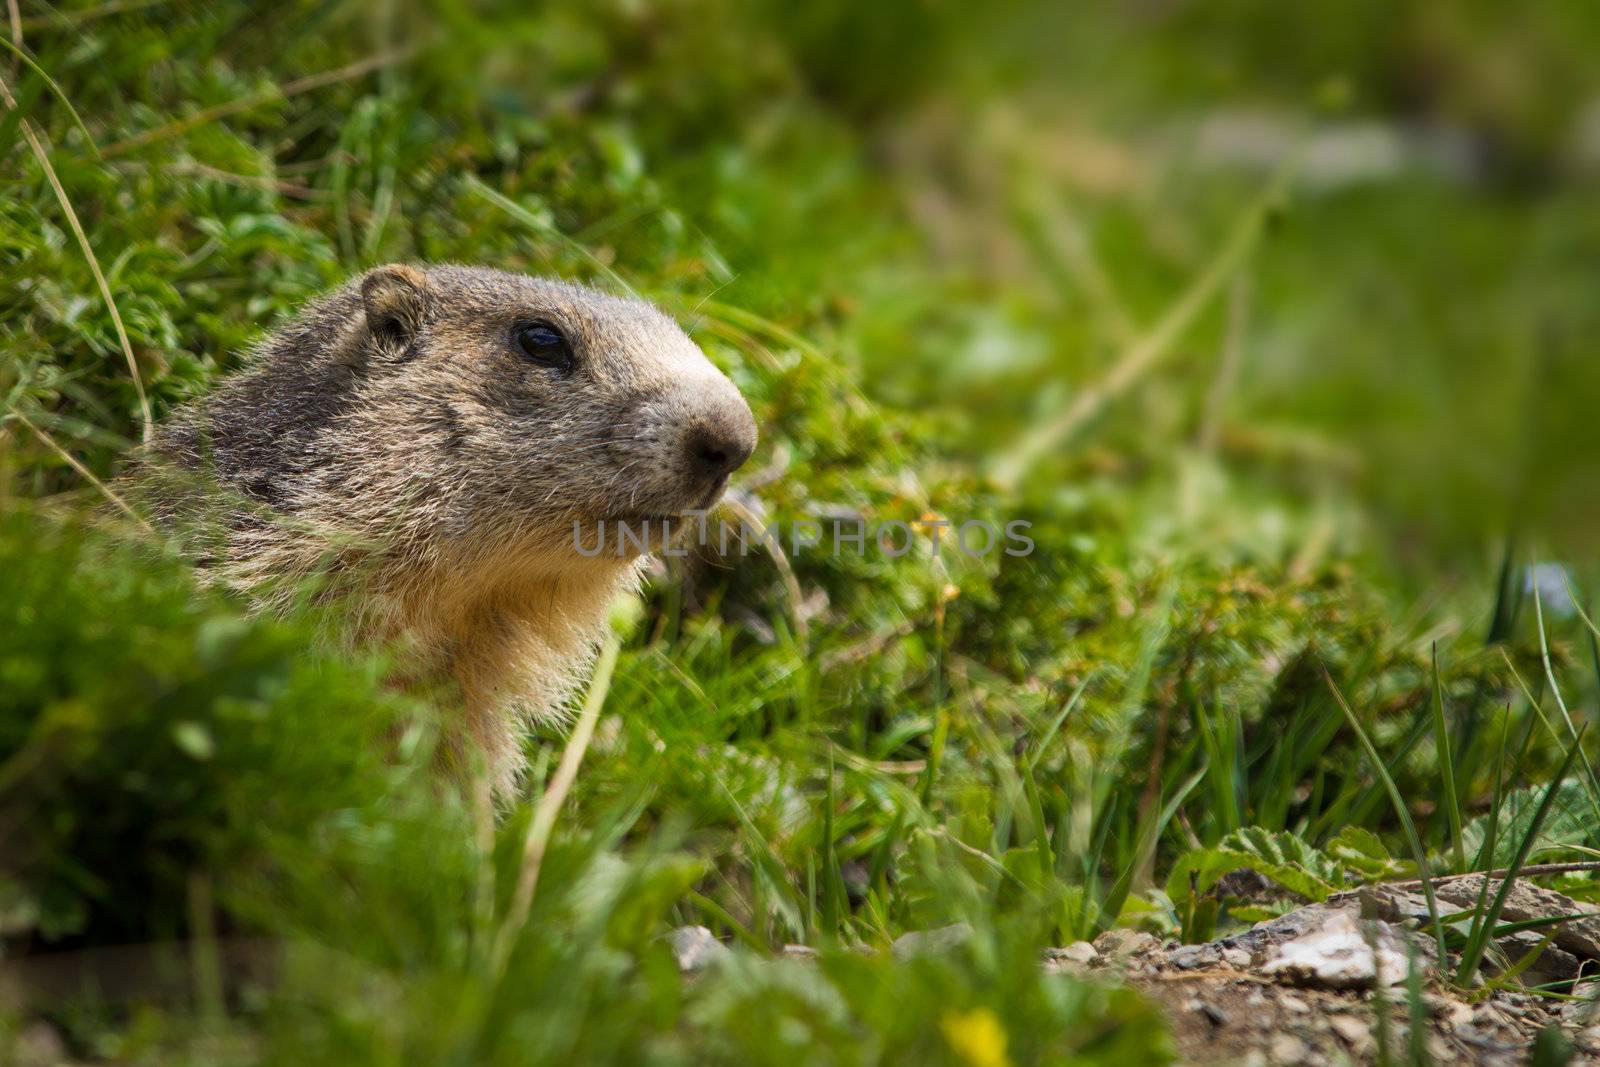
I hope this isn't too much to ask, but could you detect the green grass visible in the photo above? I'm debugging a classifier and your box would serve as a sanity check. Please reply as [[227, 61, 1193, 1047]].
[[3, 3, 1600, 1064]]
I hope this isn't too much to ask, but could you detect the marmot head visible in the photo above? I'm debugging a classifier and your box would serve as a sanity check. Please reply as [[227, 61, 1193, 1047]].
[[353, 265, 756, 552], [158, 263, 757, 573]]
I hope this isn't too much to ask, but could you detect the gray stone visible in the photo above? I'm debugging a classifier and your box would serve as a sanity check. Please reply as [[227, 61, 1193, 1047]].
[[1092, 928, 1159, 960], [1329, 1015, 1371, 1049], [1222, 947, 1253, 968], [1433, 876, 1600, 964], [1185, 998, 1230, 1027], [1057, 940, 1097, 964], [1041, 941, 1098, 974], [891, 922, 973, 960], [1268, 1032, 1309, 1065], [1261, 910, 1416, 990], [666, 925, 730, 972], [1171, 943, 1222, 970]]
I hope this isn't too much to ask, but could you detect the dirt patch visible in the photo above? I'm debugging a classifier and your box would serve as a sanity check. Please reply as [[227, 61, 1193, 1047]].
[[1065, 881, 1600, 1066]]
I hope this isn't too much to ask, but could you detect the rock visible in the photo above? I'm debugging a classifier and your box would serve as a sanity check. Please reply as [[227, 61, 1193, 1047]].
[[1357, 885, 1436, 926], [890, 923, 973, 959], [13, 1022, 66, 1067], [1185, 998, 1230, 1027], [1213, 902, 1346, 959], [1058, 940, 1097, 964], [1268, 1032, 1309, 1064], [1433, 876, 1600, 963], [1430, 996, 1475, 1028], [1041, 941, 1097, 974], [1279, 995, 1310, 1014], [1092, 928, 1159, 961], [1171, 944, 1222, 970], [1221, 947, 1252, 968], [1561, 995, 1599, 1028], [666, 925, 730, 972], [1329, 1015, 1371, 1050], [1261, 910, 1415, 990]]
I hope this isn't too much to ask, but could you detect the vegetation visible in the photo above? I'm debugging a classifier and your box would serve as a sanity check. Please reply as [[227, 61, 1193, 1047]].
[[2, 2, 1598, 1064]]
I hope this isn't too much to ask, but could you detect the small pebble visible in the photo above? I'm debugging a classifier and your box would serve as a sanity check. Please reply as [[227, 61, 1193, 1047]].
[[1059, 940, 1097, 963], [1329, 1016, 1370, 1047], [1268, 1033, 1309, 1064], [1184, 998, 1230, 1027], [891, 923, 973, 959], [666, 925, 731, 972], [1171, 944, 1220, 970]]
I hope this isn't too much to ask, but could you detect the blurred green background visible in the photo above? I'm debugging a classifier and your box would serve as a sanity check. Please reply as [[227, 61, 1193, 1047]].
[[3, 2, 1599, 1064], [7, 1, 1599, 565]]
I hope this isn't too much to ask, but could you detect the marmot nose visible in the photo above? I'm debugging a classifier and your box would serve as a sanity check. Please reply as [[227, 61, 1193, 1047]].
[[687, 402, 757, 480]]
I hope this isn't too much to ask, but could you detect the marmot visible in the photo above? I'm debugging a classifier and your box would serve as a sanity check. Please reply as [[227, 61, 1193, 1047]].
[[136, 263, 757, 790]]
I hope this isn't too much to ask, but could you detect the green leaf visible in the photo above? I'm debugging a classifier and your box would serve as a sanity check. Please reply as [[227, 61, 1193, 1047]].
[[171, 720, 215, 761], [1461, 778, 1590, 868], [1166, 827, 1344, 904], [1327, 826, 1410, 879]]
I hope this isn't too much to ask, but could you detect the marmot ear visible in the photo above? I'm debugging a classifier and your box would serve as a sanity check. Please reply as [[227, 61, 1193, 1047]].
[[361, 264, 433, 352]]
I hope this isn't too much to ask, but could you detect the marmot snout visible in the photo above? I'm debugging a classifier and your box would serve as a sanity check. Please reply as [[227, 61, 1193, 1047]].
[[138, 263, 758, 790]]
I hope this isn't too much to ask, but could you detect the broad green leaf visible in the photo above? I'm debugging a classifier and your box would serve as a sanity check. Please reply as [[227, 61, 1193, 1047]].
[[1166, 827, 1344, 904], [1327, 826, 1410, 879], [1462, 778, 1590, 867]]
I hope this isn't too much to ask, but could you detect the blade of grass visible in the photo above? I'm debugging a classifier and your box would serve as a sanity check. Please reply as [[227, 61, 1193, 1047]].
[[1095, 768, 1203, 935], [1024, 671, 1095, 774], [1368, 920, 1396, 1067], [1193, 697, 1241, 834], [489, 632, 620, 977], [1019, 757, 1055, 885], [991, 156, 1298, 489], [1325, 668, 1447, 962], [19, 0, 172, 33], [1404, 935, 1431, 1067], [1478, 927, 1555, 991], [5, 410, 152, 532], [1531, 562, 1578, 739], [101, 48, 412, 157], [1431, 644, 1467, 871], [1556, 573, 1600, 699], [1454, 728, 1586, 986], [686, 891, 765, 953], [463, 173, 638, 298], [714, 774, 805, 940], [821, 749, 845, 938], [0, 37, 98, 152], [1507, 602, 1600, 831], [1559, 573, 1600, 647], [0, 72, 151, 438]]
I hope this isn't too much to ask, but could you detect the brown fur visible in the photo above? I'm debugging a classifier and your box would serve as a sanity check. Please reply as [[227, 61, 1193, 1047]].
[[132, 264, 757, 792]]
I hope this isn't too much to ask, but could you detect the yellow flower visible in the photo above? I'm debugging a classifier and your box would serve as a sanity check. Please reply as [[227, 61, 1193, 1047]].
[[939, 1007, 1013, 1067]]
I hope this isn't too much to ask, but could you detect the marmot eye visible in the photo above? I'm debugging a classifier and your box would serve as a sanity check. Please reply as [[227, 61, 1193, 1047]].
[[516, 322, 573, 370]]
